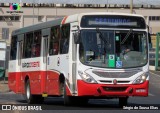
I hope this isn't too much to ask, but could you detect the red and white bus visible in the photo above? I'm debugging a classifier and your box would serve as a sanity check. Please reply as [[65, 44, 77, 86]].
[[8, 12, 149, 106]]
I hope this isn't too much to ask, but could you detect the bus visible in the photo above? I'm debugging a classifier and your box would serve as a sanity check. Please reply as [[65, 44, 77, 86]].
[[8, 12, 150, 106]]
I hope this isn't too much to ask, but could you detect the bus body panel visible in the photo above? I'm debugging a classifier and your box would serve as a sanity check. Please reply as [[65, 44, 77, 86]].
[[8, 70, 62, 95], [46, 70, 61, 95], [8, 72, 19, 93]]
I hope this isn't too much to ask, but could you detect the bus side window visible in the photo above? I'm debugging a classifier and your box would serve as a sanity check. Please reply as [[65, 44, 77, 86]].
[[49, 26, 60, 55], [10, 36, 17, 60], [60, 24, 70, 54], [23, 32, 33, 58], [32, 30, 41, 57]]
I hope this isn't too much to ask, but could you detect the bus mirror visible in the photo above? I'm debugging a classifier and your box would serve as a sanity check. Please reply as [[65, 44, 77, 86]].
[[74, 32, 80, 44], [149, 43, 152, 50], [148, 33, 152, 49]]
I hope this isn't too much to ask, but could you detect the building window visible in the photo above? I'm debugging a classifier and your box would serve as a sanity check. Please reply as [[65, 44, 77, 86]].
[[156, 16, 160, 20], [149, 16, 160, 21], [152, 16, 156, 21], [38, 16, 43, 22], [0, 16, 20, 22]]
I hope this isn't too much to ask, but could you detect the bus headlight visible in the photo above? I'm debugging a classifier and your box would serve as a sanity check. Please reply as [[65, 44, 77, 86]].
[[78, 71, 97, 83], [133, 73, 149, 84]]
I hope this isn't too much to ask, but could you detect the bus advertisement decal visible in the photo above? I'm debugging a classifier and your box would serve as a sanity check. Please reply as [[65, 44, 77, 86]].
[[22, 61, 40, 68]]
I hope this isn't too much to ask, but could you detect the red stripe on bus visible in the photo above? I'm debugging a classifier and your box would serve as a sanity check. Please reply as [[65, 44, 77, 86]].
[[61, 16, 68, 24], [77, 80, 148, 97], [8, 71, 62, 96]]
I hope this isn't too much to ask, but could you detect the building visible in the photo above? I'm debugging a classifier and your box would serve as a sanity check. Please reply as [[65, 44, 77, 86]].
[[0, 3, 160, 73], [0, 3, 160, 45]]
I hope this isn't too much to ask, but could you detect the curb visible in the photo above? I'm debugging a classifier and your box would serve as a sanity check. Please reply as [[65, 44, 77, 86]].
[[150, 70, 160, 75]]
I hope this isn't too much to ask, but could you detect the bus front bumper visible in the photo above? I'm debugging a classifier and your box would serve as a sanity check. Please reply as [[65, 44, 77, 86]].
[[77, 80, 149, 97]]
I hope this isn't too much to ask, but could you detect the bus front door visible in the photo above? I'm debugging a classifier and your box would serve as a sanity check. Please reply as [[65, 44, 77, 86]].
[[17, 34, 24, 93]]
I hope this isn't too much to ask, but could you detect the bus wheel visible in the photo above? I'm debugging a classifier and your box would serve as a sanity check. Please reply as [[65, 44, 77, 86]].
[[119, 97, 128, 107], [25, 80, 44, 104]]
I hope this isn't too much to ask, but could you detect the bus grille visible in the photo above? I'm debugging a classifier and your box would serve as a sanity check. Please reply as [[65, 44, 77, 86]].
[[99, 80, 130, 84], [92, 70, 140, 78]]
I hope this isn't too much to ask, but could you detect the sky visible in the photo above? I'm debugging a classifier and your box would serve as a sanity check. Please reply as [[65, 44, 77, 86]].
[[0, 0, 159, 5]]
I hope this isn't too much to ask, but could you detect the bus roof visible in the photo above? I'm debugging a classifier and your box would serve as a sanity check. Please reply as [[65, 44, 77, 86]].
[[12, 12, 145, 36], [12, 18, 63, 36]]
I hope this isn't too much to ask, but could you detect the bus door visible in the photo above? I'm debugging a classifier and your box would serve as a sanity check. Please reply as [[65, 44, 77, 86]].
[[70, 22, 79, 95], [41, 28, 50, 95], [16, 34, 24, 93]]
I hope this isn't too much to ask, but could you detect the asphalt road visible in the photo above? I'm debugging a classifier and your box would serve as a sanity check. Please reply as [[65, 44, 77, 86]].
[[0, 72, 160, 113]]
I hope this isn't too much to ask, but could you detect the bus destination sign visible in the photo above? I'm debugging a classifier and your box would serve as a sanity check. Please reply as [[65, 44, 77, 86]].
[[81, 15, 146, 29]]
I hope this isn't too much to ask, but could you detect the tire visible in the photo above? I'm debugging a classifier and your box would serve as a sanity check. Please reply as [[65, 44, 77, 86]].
[[25, 79, 44, 104], [119, 97, 128, 107]]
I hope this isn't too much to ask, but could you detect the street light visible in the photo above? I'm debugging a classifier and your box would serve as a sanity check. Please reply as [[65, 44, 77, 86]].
[[33, 0, 35, 25]]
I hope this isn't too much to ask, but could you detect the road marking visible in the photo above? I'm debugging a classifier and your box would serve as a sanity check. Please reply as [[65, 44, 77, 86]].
[[149, 93, 155, 96], [150, 71, 160, 78]]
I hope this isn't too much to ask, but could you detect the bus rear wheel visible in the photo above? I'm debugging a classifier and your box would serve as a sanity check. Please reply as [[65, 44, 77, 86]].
[[25, 79, 44, 104], [119, 97, 128, 107]]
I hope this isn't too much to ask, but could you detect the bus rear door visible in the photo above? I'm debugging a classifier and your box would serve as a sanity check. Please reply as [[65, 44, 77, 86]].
[[41, 28, 50, 96]]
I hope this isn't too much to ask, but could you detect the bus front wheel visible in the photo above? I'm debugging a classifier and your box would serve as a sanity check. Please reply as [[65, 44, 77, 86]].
[[25, 79, 44, 104]]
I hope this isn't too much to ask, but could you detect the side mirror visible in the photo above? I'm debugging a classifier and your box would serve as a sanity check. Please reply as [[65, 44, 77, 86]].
[[74, 32, 80, 44], [148, 33, 152, 50]]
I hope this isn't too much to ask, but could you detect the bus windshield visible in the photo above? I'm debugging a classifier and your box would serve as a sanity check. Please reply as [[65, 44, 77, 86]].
[[79, 29, 148, 68]]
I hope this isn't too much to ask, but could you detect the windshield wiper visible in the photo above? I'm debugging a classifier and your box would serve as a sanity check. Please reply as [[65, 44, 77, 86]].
[[121, 29, 133, 44], [96, 28, 109, 47]]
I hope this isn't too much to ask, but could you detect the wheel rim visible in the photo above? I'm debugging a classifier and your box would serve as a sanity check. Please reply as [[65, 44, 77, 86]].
[[26, 83, 30, 99]]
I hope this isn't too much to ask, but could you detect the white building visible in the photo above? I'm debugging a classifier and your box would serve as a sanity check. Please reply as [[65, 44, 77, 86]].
[[0, 4, 160, 44]]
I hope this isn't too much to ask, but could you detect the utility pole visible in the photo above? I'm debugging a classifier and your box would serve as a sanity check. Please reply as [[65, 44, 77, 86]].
[[33, 0, 35, 25], [106, 0, 108, 12], [130, 0, 133, 14], [55, 5, 57, 19]]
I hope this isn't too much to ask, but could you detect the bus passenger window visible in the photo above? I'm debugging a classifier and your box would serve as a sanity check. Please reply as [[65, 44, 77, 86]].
[[49, 26, 60, 55], [32, 31, 41, 57], [60, 24, 70, 54], [10, 36, 17, 60], [23, 32, 33, 58]]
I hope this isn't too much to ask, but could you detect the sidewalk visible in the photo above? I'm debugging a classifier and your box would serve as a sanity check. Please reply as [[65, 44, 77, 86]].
[[150, 70, 160, 75], [0, 80, 10, 93]]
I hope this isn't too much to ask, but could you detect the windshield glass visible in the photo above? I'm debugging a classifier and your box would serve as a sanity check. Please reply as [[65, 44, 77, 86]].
[[79, 30, 148, 68]]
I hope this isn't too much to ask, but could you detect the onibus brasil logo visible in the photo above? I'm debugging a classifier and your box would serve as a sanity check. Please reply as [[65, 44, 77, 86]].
[[7, 3, 23, 14], [10, 3, 21, 10]]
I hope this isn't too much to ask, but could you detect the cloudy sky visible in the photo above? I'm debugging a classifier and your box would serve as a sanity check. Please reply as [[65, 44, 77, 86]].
[[0, 0, 159, 5]]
